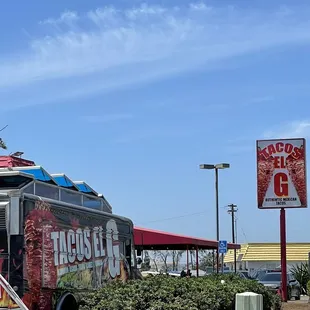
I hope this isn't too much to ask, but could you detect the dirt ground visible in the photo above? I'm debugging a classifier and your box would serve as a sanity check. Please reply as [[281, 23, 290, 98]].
[[282, 297, 309, 310]]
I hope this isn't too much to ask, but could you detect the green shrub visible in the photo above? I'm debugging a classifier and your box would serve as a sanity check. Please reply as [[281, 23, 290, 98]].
[[80, 274, 281, 310], [307, 280, 310, 295]]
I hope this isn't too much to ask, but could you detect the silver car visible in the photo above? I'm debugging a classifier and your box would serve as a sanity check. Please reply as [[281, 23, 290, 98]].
[[218, 270, 248, 279], [258, 272, 301, 300]]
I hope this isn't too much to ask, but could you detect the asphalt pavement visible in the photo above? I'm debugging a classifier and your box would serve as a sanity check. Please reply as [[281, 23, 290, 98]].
[[298, 295, 308, 302]]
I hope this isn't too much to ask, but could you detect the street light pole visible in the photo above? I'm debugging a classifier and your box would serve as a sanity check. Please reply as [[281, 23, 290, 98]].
[[200, 163, 230, 274]]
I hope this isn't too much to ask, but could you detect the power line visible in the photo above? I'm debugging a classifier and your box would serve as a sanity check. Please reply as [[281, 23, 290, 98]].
[[138, 206, 242, 226], [0, 125, 8, 132], [137, 207, 249, 246], [137, 210, 207, 225], [234, 214, 248, 244]]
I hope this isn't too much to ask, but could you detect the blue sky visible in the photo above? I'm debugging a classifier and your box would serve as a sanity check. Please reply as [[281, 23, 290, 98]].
[[1, 0, 310, 244]]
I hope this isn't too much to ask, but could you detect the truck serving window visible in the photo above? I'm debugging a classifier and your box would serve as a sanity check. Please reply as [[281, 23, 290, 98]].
[[0, 175, 32, 189]]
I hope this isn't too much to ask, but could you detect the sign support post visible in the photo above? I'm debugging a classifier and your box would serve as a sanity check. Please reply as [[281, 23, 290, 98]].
[[280, 208, 287, 302]]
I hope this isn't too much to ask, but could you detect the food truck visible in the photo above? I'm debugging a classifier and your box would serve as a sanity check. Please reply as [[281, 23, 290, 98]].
[[0, 156, 137, 310]]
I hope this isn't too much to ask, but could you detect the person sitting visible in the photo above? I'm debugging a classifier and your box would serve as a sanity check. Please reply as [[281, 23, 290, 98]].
[[186, 269, 192, 277], [180, 269, 186, 277]]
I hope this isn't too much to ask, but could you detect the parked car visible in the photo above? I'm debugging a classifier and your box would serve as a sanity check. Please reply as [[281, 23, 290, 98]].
[[239, 271, 253, 279], [253, 269, 277, 281], [258, 272, 301, 300], [141, 271, 160, 277], [218, 270, 248, 279], [141, 271, 181, 278]]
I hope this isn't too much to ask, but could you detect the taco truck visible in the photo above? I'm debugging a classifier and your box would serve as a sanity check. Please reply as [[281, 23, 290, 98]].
[[0, 155, 139, 310]]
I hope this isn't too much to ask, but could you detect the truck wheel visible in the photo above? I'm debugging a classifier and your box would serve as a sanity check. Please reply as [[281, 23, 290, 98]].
[[56, 293, 78, 310]]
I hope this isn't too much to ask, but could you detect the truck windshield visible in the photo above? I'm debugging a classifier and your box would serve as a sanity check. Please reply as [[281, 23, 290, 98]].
[[261, 273, 281, 282], [0, 222, 8, 280], [0, 175, 32, 189]]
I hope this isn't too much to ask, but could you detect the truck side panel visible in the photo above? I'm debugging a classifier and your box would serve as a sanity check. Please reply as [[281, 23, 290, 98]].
[[8, 198, 133, 310], [0, 229, 9, 309]]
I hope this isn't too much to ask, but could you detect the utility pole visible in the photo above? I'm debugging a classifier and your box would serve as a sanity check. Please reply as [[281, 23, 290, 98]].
[[235, 217, 238, 244], [227, 204, 238, 273], [308, 252, 310, 277]]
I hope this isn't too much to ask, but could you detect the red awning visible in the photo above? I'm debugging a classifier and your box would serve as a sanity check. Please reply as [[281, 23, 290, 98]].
[[134, 226, 240, 250]]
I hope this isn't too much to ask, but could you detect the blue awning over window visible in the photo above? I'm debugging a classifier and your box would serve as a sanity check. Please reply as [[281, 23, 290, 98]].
[[10, 166, 100, 198], [51, 174, 79, 191], [12, 166, 58, 185], [74, 181, 98, 196]]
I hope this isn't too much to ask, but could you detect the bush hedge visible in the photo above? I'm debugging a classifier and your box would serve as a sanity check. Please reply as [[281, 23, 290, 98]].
[[80, 273, 282, 310]]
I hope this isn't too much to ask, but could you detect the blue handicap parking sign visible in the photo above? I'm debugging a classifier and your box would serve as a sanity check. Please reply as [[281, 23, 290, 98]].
[[218, 240, 227, 254]]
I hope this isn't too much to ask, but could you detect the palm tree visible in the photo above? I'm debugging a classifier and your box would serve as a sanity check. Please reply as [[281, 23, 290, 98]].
[[0, 138, 7, 150], [0, 125, 8, 150]]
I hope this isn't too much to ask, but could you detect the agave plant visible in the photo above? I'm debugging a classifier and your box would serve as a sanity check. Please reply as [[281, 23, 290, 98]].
[[291, 262, 310, 294]]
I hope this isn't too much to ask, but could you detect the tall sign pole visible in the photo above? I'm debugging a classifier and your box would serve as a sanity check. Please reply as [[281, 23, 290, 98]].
[[280, 208, 287, 301], [256, 138, 307, 302], [215, 168, 220, 274]]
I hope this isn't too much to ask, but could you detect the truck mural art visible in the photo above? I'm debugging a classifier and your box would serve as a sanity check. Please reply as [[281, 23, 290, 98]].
[[0, 199, 131, 310]]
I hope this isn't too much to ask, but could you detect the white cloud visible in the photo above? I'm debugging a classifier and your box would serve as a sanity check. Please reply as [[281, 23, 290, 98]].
[[189, 2, 212, 11], [1, 2, 310, 106], [40, 11, 79, 26], [224, 119, 310, 155], [226, 120, 310, 154], [263, 120, 310, 139]]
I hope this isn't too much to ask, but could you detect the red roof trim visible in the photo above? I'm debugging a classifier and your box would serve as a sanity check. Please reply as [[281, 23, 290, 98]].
[[0, 156, 35, 167], [134, 226, 240, 250]]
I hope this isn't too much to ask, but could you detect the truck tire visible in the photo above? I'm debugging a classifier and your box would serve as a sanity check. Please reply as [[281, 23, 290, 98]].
[[56, 292, 78, 310]]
